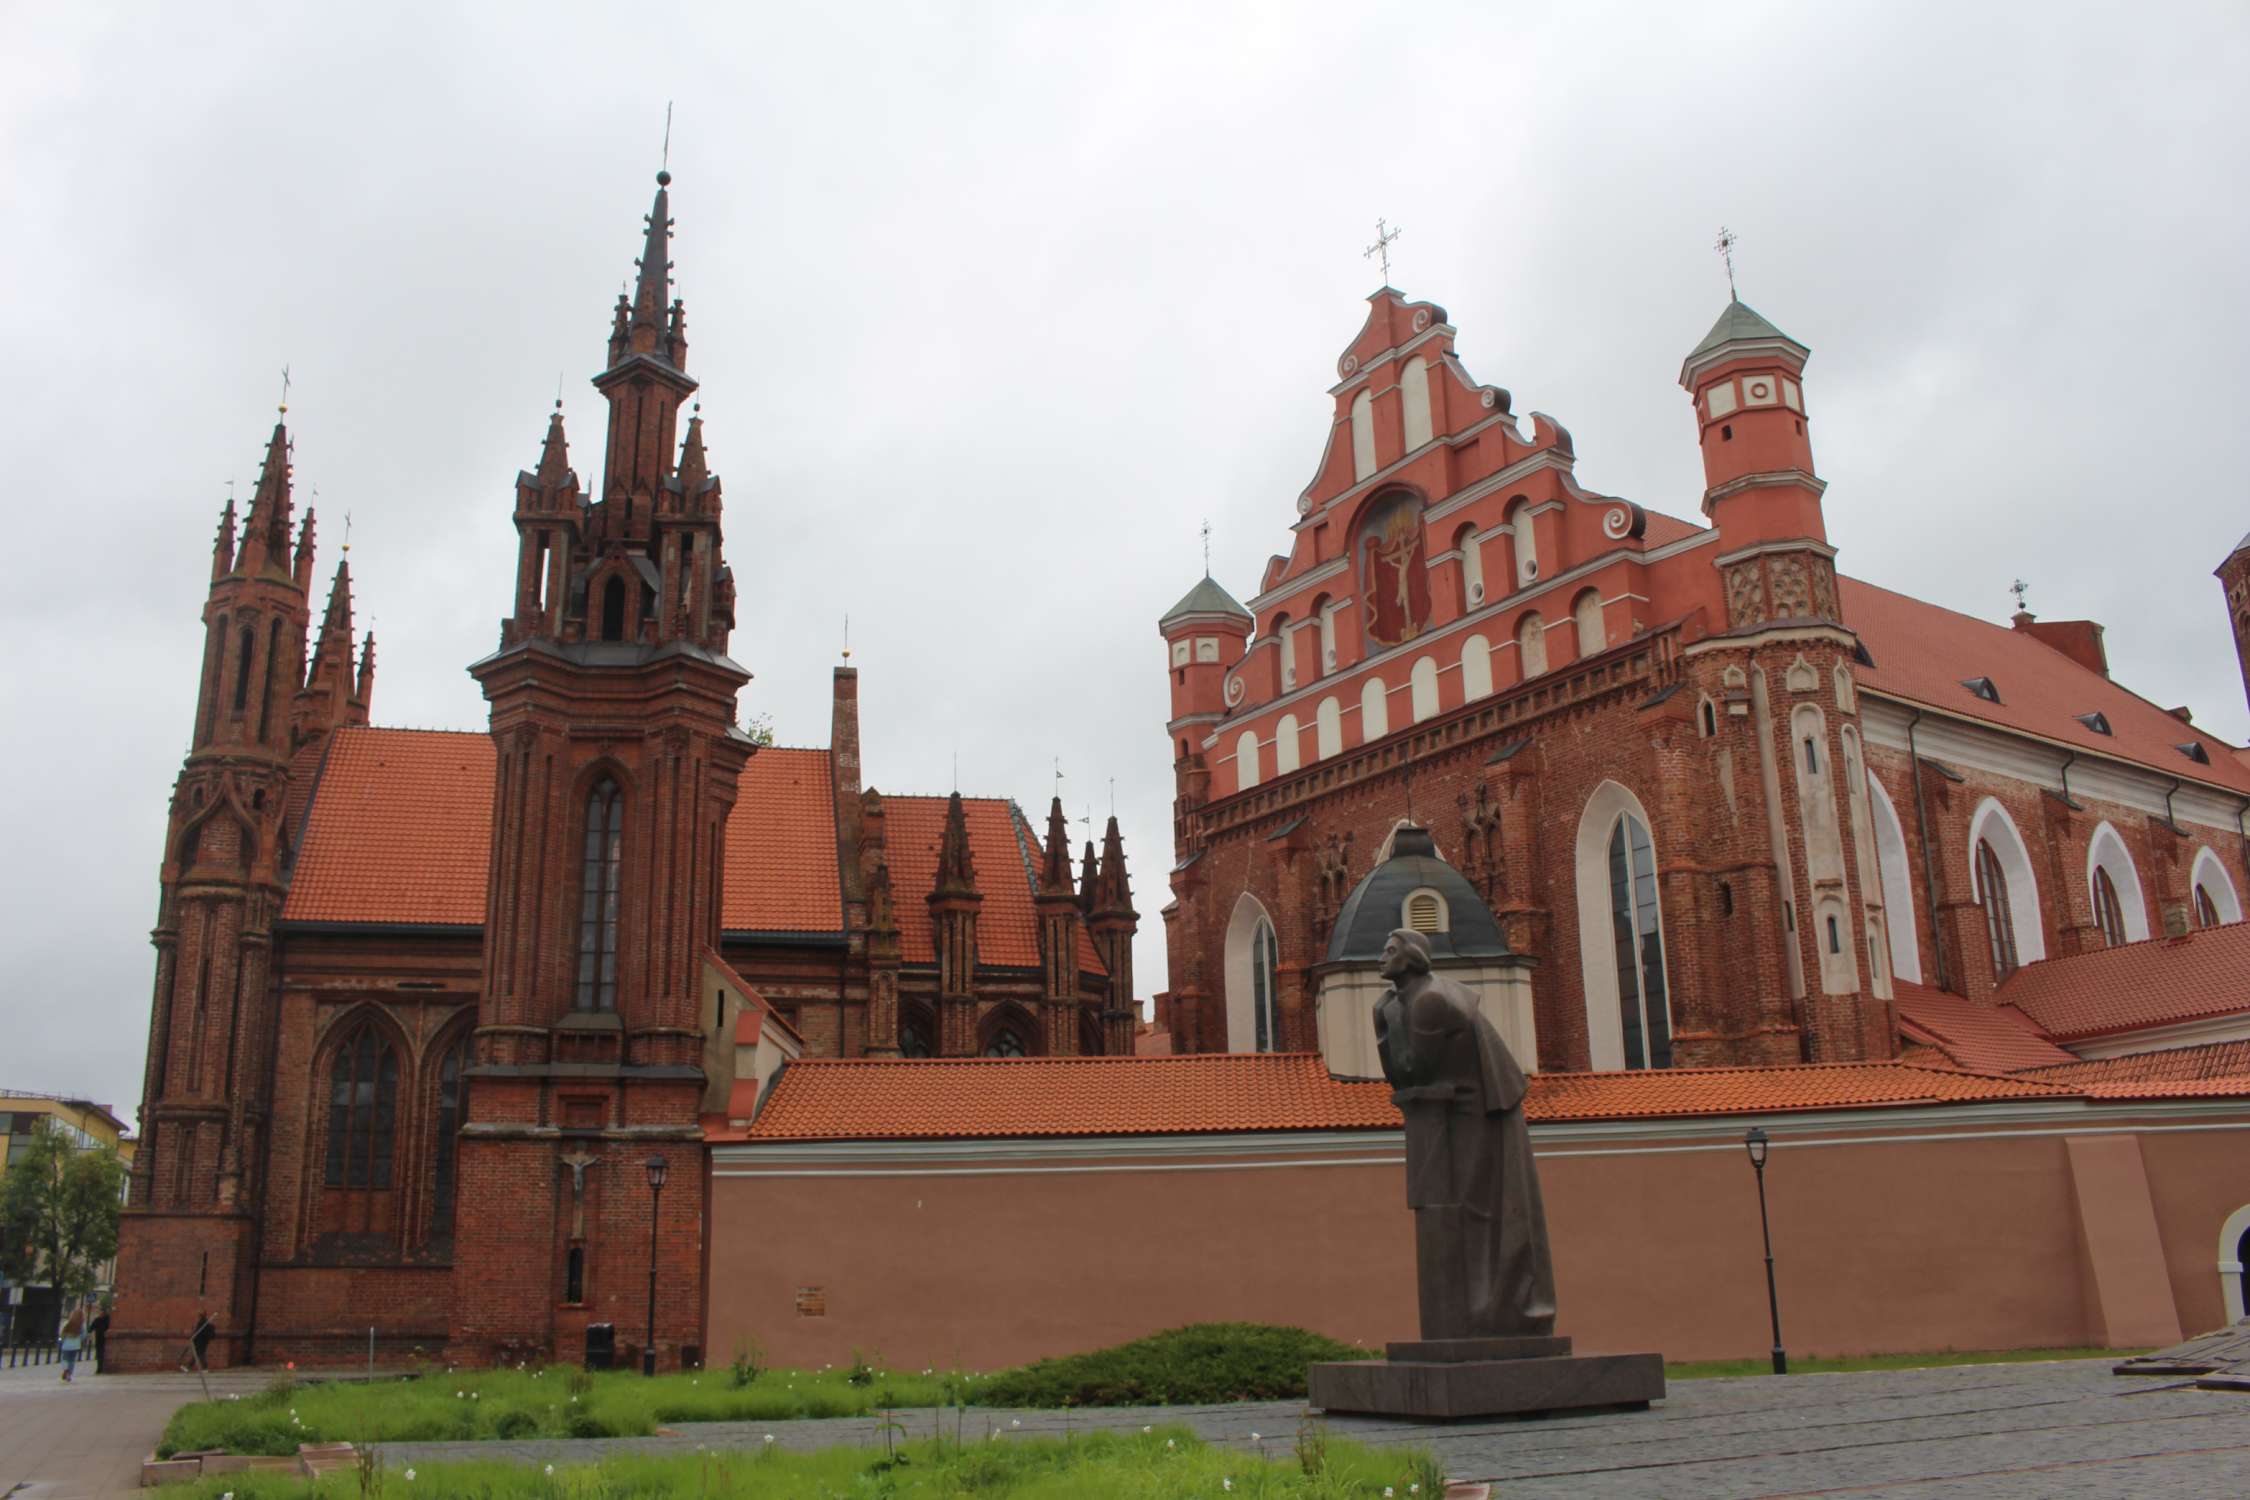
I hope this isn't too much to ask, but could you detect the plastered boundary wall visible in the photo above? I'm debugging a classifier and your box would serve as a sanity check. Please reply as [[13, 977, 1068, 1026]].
[[709, 1102, 2250, 1370]]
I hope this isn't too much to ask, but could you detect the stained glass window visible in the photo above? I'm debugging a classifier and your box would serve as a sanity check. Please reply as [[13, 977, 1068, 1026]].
[[1606, 814, 1673, 1069], [325, 1026, 399, 1189]]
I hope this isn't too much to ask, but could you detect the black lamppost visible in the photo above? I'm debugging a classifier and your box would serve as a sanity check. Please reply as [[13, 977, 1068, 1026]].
[[642, 1154, 668, 1377], [1744, 1127, 1787, 1375]]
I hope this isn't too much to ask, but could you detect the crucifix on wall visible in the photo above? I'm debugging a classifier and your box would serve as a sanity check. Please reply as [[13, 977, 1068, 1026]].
[[561, 1150, 597, 1240]]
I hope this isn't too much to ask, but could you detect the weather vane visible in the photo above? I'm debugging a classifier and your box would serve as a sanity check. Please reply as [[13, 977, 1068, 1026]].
[[1053, 757, 1065, 800], [278, 364, 292, 414], [661, 101, 673, 173], [342, 507, 353, 556], [842, 612, 851, 661], [1200, 518, 1212, 577], [1364, 217, 1403, 285], [2010, 578, 2029, 613], [1714, 226, 1740, 301]]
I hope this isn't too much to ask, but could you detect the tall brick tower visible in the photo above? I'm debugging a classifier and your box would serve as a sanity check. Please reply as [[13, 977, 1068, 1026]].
[[1156, 576, 1252, 1044], [1679, 299, 1894, 1059], [2219, 533, 2250, 716], [112, 415, 331, 1369], [454, 170, 754, 1368]]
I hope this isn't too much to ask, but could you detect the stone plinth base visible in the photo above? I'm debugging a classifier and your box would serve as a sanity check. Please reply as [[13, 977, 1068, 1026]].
[[1310, 1336, 1664, 1422]]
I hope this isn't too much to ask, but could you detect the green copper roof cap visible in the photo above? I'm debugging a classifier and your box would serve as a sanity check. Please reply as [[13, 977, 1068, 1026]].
[[1681, 299, 1809, 388], [1160, 574, 1252, 628]]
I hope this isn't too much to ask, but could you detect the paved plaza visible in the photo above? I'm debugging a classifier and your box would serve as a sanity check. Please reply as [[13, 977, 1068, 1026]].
[[4, 1357, 2247, 1497]]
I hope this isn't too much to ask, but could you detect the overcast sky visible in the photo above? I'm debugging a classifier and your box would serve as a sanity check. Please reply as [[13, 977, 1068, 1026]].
[[5, 2, 2247, 1123]]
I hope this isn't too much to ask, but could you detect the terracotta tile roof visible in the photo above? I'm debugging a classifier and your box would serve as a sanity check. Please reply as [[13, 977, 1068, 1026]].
[[725, 747, 840, 934], [2023, 1038, 2250, 1085], [731, 1053, 2070, 1142], [883, 794, 1103, 970], [1638, 510, 1708, 549], [285, 732, 1113, 980], [283, 728, 493, 925], [1995, 920, 2250, 1042], [1890, 980, 2076, 1071], [1842, 577, 2250, 794]]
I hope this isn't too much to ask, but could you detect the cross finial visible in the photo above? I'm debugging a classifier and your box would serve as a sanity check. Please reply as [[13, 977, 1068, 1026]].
[[278, 364, 292, 414], [1364, 217, 1402, 286], [2010, 578, 2029, 613], [1200, 519, 1212, 577], [1714, 226, 1740, 301]]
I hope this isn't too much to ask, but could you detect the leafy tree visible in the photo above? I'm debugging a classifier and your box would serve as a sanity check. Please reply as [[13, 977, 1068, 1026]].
[[0, 1118, 127, 1305], [743, 711, 776, 747]]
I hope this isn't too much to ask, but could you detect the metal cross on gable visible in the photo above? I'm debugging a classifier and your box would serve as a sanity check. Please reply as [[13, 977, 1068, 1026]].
[[1364, 218, 1403, 285], [2010, 578, 2030, 612]]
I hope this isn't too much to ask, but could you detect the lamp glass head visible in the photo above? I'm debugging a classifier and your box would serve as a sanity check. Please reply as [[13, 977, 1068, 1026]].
[[645, 1155, 669, 1190], [1744, 1126, 1769, 1168]]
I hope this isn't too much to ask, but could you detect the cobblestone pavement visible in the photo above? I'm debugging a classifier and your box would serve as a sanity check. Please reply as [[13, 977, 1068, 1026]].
[[377, 1361, 2250, 1498], [0, 1365, 269, 1499]]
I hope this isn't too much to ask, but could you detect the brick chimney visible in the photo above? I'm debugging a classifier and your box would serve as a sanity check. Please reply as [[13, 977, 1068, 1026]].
[[2010, 611, 2109, 678]]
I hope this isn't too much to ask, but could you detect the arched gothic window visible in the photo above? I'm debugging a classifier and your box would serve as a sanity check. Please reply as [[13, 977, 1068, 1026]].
[[600, 576, 627, 641], [430, 1036, 466, 1235], [1517, 613, 1548, 678], [1251, 918, 1280, 1052], [899, 1003, 935, 1058], [576, 779, 624, 1011], [2092, 866, 2128, 948], [325, 1025, 399, 1192], [1976, 838, 2020, 978], [1605, 813, 1673, 1070], [983, 1028, 1028, 1058], [2199, 885, 2223, 930], [1572, 589, 1605, 657]]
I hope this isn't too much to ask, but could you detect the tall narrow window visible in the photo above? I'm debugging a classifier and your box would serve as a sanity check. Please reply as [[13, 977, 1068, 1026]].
[[2197, 886, 2221, 930], [1606, 814, 1673, 1069], [1455, 525, 1484, 606], [257, 618, 283, 743], [430, 1037, 466, 1233], [2092, 867, 2127, 948], [576, 779, 624, 1010], [234, 626, 255, 712], [324, 1025, 399, 1189], [1976, 838, 2019, 978], [600, 576, 627, 641], [1401, 356, 1433, 449], [1517, 613, 1548, 677], [1251, 919, 1279, 1052], [1350, 390, 1376, 481]]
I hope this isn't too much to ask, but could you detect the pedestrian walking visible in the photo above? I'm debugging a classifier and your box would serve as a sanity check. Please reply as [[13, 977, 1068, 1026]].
[[89, 1305, 110, 1373], [58, 1301, 87, 1382]]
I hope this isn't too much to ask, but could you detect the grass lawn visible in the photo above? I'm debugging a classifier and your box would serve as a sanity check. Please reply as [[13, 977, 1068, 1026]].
[[159, 1325, 1364, 1458], [169, 1426, 1441, 1498], [1666, 1346, 2143, 1380]]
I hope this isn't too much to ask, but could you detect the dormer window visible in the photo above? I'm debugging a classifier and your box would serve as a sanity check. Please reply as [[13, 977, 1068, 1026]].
[[2074, 712, 2112, 735], [1961, 676, 2001, 704], [1404, 888, 1448, 934], [2176, 741, 2212, 765]]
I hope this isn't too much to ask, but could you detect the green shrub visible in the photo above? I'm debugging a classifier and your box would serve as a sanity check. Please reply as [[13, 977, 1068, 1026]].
[[729, 1335, 764, 1388], [977, 1323, 1362, 1407]]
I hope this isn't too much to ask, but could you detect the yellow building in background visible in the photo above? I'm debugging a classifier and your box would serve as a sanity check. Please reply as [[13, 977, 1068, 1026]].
[[2, 1091, 134, 1343]]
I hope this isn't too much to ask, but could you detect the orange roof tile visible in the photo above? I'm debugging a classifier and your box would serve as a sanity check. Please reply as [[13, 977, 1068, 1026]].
[[1638, 510, 1708, 549], [284, 729, 493, 925], [885, 795, 1047, 967], [1890, 980, 2076, 1071], [1995, 921, 2250, 1042], [2022, 1038, 2250, 1086], [731, 1053, 2071, 1142], [725, 747, 840, 933], [1843, 578, 2250, 795]]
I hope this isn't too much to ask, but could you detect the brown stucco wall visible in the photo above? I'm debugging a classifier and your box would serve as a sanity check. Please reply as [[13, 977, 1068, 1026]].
[[709, 1110, 2250, 1370]]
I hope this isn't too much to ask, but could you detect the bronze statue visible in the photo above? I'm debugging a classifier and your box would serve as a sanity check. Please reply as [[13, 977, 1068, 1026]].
[[1374, 927, 1556, 1340]]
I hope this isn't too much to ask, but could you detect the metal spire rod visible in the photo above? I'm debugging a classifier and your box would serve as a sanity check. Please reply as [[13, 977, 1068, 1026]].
[[1364, 217, 1402, 285], [1714, 226, 1740, 301]]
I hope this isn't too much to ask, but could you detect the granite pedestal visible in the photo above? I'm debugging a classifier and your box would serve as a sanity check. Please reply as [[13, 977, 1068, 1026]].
[[1308, 1334, 1664, 1421]]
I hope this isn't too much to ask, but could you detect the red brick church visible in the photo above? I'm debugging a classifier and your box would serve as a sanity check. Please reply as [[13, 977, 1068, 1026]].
[[110, 169, 2250, 1373], [108, 174, 1138, 1371], [1154, 287, 2250, 1076]]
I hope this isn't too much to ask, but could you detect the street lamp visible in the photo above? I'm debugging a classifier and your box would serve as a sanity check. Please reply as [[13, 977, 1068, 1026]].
[[642, 1154, 668, 1377], [1744, 1127, 1786, 1375]]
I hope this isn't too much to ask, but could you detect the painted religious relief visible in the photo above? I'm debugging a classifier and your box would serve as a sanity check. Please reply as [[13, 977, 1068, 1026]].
[[1358, 491, 1432, 647]]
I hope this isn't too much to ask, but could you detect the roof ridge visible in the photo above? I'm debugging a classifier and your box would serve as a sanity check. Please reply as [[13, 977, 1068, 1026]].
[[1999, 917, 2246, 987], [356, 724, 489, 739]]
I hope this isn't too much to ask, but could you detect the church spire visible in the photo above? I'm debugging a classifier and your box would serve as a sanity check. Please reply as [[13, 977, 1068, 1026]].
[[240, 418, 295, 571], [211, 493, 237, 580], [535, 401, 571, 486], [629, 171, 677, 358], [1097, 814, 1134, 917], [934, 792, 978, 895], [1040, 796, 1074, 894]]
